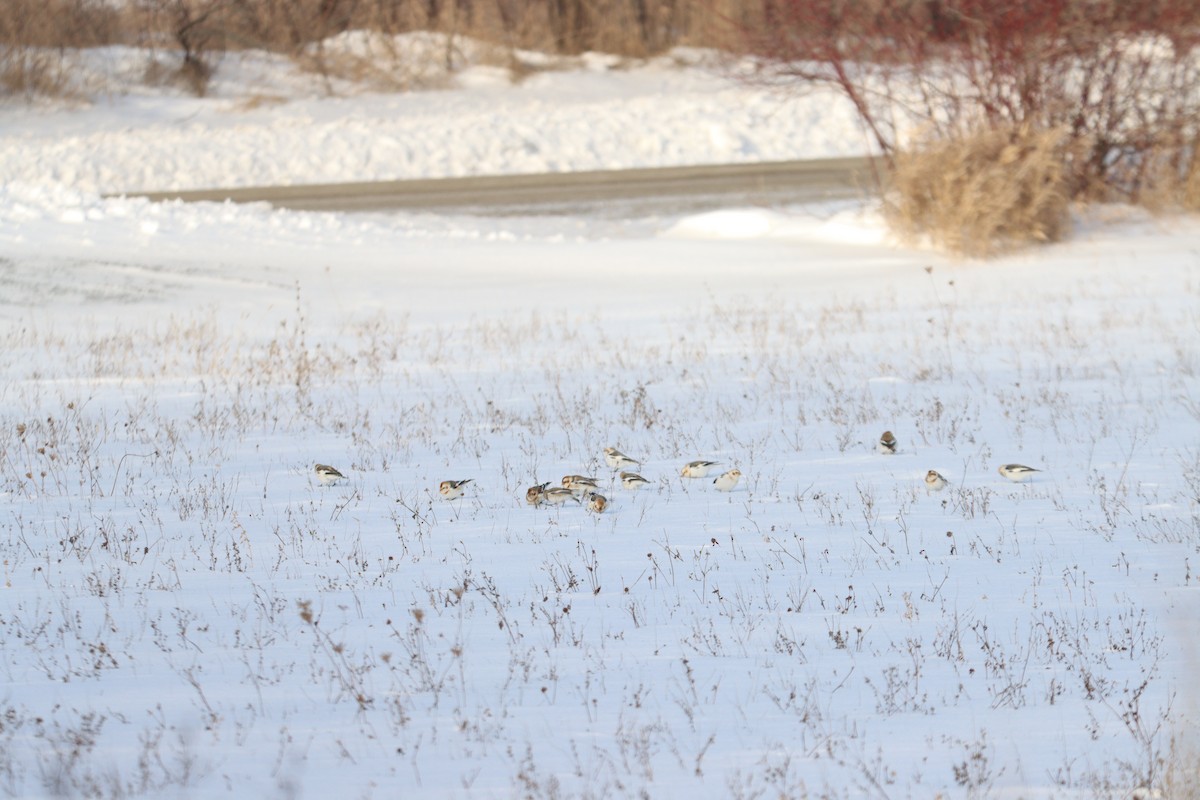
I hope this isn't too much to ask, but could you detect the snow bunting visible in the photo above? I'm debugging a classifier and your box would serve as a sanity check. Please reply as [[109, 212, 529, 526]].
[[878, 430, 898, 455], [620, 471, 651, 490], [604, 447, 641, 470], [586, 492, 608, 513], [562, 475, 600, 496], [681, 460, 720, 478], [439, 479, 473, 500], [998, 464, 1041, 482], [314, 463, 347, 486], [924, 470, 948, 491], [541, 487, 576, 506], [712, 468, 741, 491], [525, 482, 550, 506]]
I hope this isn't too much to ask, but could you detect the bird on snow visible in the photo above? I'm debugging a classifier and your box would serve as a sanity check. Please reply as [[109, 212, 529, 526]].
[[712, 468, 742, 491], [526, 482, 550, 506], [562, 475, 600, 496], [604, 447, 641, 470], [314, 463, 347, 486], [925, 470, 948, 491], [541, 487, 577, 506], [680, 460, 720, 478], [620, 471, 652, 490], [878, 430, 898, 455], [586, 492, 608, 513], [998, 464, 1041, 482], [438, 479, 473, 500]]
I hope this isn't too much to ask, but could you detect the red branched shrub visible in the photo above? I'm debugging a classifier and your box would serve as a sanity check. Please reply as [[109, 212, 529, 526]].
[[741, 0, 1200, 205]]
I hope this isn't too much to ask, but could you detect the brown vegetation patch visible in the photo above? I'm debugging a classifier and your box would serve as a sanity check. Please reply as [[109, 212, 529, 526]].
[[886, 126, 1070, 258], [1136, 136, 1200, 214], [739, 0, 1200, 254]]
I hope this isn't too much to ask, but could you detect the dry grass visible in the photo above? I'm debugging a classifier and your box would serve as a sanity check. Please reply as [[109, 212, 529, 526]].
[[1136, 136, 1200, 214], [0, 0, 121, 97], [885, 125, 1071, 258], [0, 0, 744, 98], [1187, 149, 1200, 213], [1160, 736, 1200, 799], [0, 49, 71, 97]]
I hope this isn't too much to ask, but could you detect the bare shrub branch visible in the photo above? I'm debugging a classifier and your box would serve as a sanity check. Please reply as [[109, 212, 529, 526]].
[[738, 0, 1200, 246]]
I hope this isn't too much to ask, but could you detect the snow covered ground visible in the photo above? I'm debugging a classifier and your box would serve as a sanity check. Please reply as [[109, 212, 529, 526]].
[[1, 37, 1199, 798], [1, 38, 865, 194]]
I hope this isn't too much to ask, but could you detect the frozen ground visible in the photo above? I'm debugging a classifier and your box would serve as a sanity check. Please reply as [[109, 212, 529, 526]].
[[1, 36, 1199, 799]]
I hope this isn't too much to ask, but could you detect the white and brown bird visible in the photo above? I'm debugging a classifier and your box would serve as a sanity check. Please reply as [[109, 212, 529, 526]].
[[604, 447, 641, 470], [998, 464, 1041, 482], [925, 470, 948, 491], [541, 487, 576, 506], [562, 475, 600, 496], [878, 430, 898, 455], [681, 460, 720, 478], [620, 471, 651, 490], [439, 479, 473, 500], [586, 492, 608, 514], [314, 463, 347, 486], [525, 482, 550, 506], [713, 468, 742, 491]]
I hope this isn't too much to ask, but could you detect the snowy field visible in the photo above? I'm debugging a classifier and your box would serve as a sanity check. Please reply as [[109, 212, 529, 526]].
[[1, 38, 1199, 798]]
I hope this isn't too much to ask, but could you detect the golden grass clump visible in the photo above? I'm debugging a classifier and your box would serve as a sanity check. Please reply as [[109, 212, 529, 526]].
[[885, 125, 1070, 258], [1184, 147, 1200, 212], [1187, 149, 1200, 212], [1138, 136, 1200, 214]]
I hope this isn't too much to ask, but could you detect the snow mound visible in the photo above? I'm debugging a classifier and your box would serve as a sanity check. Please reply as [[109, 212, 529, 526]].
[[663, 205, 889, 244]]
